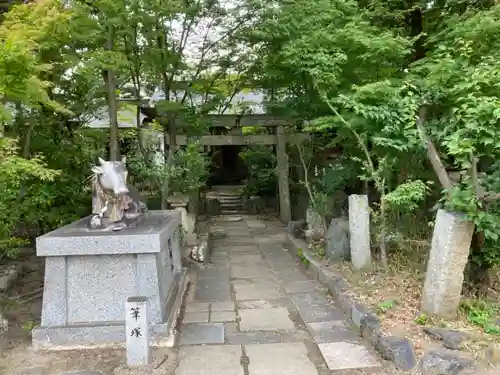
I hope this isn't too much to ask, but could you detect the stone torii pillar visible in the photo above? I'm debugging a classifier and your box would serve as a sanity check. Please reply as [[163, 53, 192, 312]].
[[276, 125, 291, 223]]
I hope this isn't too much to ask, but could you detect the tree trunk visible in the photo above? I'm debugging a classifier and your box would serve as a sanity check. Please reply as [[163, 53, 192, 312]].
[[379, 198, 388, 266], [160, 79, 177, 209], [106, 25, 119, 161], [466, 229, 491, 297]]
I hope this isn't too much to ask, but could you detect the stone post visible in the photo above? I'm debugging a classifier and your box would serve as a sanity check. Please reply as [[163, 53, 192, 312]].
[[276, 124, 291, 223], [126, 296, 151, 367], [421, 209, 474, 318], [348, 195, 372, 270]]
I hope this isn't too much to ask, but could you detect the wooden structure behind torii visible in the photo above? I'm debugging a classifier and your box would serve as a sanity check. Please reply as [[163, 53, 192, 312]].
[[145, 111, 309, 224]]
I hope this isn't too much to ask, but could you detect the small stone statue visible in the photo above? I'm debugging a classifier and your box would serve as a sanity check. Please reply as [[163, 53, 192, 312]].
[[90, 156, 148, 231]]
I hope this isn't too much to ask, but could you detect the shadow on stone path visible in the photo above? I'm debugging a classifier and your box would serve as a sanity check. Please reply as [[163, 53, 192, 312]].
[[176, 215, 392, 375]]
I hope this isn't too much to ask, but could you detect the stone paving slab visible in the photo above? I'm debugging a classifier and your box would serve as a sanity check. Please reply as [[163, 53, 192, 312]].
[[179, 323, 224, 345], [185, 302, 210, 313], [236, 298, 293, 310], [176, 216, 385, 374], [226, 329, 310, 345], [175, 345, 243, 375], [183, 311, 209, 323], [284, 280, 321, 294], [211, 301, 235, 311], [318, 342, 380, 370], [228, 254, 264, 264], [274, 269, 310, 283], [239, 307, 295, 331], [246, 343, 319, 375], [230, 265, 275, 279], [194, 278, 231, 302], [210, 311, 236, 322], [306, 321, 360, 344], [198, 268, 230, 279], [233, 279, 283, 300]]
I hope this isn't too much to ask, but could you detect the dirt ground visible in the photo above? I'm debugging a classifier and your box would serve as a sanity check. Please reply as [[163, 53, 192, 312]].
[[322, 242, 500, 373], [0, 251, 179, 375]]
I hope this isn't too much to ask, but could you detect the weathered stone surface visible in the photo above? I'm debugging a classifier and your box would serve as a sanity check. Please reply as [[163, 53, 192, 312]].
[[245, 196, 266, 215], [230, 264, 274, 279], [351, 303, 369, 328], [237, 298, 293, 310], [177, 215, 397, 374], [375, 336, 416, 371], [318, 342, 380, 370], [60, 372, 104, 375], [233, 279, 283, 300], [348, 195, 372, 270], [283, 280, 319, 295], [229, 254, 264, 264], [239, 307, 295, 331], [210, 311, 236, 322], [246, 343, 319, 375], [183, 312, 209, 323], [423, 327, 469, 350], [179, 323, 224, 345], [305, 208, 325, 241], [326, 218, 350, 261], [125, 296, 150, 367], [0, 264, 18, 292], [275, 269, 309, 283], [20, 368, 48, 375], [211, 301, 235, 311], [360, 314, 381, 344], [291, 292, 345, 323], [33, 211, 186, 349], [194, 277, 231, 302], [287, 220, 306, 238], [210, 228, 226, 239], [306, 321, 360, 344], [206, 198, 221, 216], [198, 268, 230, 279], [185, 302, 210, 313], [226, 330, 309, 345], [176, 345, 243, 375], [421, 209, 475, 318], [418, 350, 474, 375]]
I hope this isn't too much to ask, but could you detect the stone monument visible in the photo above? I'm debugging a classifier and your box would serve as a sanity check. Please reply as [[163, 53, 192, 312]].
[[90, 156, 148, 231], [421, 209, 474, 318], [32, 157, 187, 349], [348, 194, 372, 270]]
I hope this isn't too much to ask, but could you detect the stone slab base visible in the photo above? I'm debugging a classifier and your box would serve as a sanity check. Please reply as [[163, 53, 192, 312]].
[[32, 267, 188, 351]]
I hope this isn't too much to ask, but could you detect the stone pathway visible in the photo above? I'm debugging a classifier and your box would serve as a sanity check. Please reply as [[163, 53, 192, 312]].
[[176, 216, 383, 375]]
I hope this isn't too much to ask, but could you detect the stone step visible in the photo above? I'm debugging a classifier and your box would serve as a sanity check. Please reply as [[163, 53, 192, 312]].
[[220, 210, 246, 215], [219, 196, 243, 201], [219, 198, 243, 204], [220, 202, 244, 207], [218, 194, 243, 199], [219, 200, 243, 205]]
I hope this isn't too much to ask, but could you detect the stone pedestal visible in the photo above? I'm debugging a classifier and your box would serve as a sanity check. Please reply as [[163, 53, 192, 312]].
[[421, 209, 474, 318], [32, 210, 188, 349], [348, 195, 372, 270]]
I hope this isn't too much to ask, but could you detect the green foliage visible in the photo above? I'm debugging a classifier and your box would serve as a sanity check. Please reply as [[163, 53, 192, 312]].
[[383, 180, 432, 213], [377, 299, 396, 314], [313, 157, 359, 195], [414, 313, 429, 326], [0, 138, 59, 259], [239, 145, 277, 197], [169, 141, 210, 194], [296, 248, 310, 266], [460, 299, 500, 335], [130, 140, 210, 196]]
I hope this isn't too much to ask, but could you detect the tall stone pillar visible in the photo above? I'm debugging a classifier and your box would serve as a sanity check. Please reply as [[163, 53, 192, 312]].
[[348, 195, 372, 270], [421, 209, 474, 318]]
